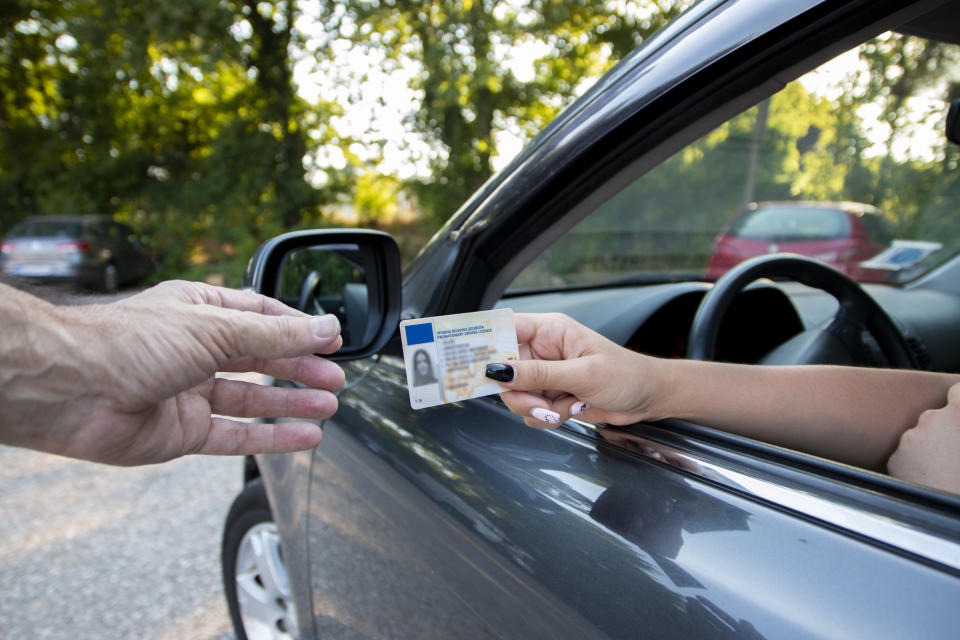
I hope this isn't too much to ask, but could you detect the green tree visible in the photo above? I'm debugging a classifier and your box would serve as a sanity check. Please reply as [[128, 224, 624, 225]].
[[0, 0, 342, 284], [353, 169, 401, 227], [320, 0, 692, 225], [827, 34, 960, 236]]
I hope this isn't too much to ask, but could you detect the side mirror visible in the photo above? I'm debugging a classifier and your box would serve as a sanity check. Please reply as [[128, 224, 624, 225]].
[[948, 99, 960, 145], [243, 229, 402, 361]]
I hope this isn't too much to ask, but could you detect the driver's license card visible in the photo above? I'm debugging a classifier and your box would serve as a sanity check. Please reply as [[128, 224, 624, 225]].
[[400, 309, 519, 409]]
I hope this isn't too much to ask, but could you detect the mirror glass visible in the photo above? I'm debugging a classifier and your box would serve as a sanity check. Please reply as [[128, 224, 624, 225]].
[[276, 244, 375, 350]]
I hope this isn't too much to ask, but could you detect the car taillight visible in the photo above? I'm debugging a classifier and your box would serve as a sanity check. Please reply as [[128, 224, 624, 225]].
[[57, 241, 91, 252], [0, 242, 16, 253]]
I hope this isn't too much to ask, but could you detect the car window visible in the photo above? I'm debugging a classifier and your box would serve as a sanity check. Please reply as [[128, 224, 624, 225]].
[[8, 220, 82, 238], [87, 222, 109, 240], [510, 31, 960, 290], [727, 206, 851, 241]]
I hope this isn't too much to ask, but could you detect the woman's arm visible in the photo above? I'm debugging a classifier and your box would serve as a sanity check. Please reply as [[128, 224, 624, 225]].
[[489, 312, 960, 471], [651, 359, 958, 470]]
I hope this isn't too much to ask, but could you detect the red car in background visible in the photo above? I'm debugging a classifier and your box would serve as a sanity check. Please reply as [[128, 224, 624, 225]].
[[706, 201, 894, 282]]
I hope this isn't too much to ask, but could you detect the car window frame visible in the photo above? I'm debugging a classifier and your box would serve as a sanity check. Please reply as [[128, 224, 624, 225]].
[[471, 3, 941, 309], [430, 0, 960, 570], [559, 417, 960, 571]]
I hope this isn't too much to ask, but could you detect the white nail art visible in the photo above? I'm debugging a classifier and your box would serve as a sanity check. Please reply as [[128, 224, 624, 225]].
[[531, 407, 561, 424], [570, 401, 588, 416]]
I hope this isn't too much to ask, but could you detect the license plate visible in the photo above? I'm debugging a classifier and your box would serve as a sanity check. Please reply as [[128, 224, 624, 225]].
[[15, 264, 55, 277]]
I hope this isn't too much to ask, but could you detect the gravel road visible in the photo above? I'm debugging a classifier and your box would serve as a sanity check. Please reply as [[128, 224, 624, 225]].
[[0, 445, 241, 639]]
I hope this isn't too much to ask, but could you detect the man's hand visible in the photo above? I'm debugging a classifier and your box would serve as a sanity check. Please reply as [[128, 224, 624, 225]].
[[0, 280, 346, 466], [888, 381, 960, 494]]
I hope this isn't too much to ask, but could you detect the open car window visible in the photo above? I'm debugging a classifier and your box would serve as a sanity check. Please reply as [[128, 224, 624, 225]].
[[493, 20, 960, 529], [510, 31, 960, 291]]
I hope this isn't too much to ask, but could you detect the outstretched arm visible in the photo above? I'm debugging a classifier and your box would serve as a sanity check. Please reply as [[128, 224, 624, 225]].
[[489, 313, 960, 472], [0, 280, 345, 466]]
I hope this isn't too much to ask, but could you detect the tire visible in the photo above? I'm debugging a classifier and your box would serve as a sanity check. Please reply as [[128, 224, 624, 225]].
[[222, 479, 299, 640], [99, 263, 118, 293]]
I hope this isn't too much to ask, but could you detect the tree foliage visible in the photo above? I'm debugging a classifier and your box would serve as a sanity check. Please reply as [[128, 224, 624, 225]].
[[0, 0, 340, 283], [3, 4, 959, 287], [321, 0, 692, 224]]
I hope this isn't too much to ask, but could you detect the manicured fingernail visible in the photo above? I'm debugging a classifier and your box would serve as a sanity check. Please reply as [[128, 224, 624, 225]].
[[531, 408, 561, 425], [485, 363, 514, 382], [571, 401, 588, 416], [311, 314, 340, 339]]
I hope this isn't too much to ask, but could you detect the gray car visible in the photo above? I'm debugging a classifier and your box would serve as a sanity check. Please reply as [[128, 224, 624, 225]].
[[222, 0, 960, 638], [1, 215, 155, 292]]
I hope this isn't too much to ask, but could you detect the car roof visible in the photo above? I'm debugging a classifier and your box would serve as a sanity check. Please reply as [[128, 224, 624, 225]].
[[19, 215, 113, 224], [748, 201, 883, 216]]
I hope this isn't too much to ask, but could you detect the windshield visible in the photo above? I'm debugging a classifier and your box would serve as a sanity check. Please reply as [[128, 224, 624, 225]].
[[511, 31, 960, 290]]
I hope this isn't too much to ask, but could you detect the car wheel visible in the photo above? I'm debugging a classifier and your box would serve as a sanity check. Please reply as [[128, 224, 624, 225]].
[[222, 478, 298, 640], [99, 263, 118, 293]]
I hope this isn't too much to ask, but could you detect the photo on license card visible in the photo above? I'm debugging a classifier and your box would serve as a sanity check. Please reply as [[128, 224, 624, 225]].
[[400, 309, 519, 409]]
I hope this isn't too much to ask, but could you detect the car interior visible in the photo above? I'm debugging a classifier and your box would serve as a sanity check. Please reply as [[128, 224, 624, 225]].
[[487, 2, 960, 492]]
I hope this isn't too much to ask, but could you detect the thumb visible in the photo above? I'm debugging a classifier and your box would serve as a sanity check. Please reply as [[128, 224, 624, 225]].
[[211, 311, 342, 363], [486, 357, 589, 395]]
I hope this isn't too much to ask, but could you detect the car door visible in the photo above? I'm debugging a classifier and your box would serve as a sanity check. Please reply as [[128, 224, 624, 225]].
[[302, 0, 960, 637], [310, 354, 960, 639]]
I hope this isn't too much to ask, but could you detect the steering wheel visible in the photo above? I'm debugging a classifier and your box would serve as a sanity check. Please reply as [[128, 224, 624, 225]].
[[297, 271, 326, 316], [687, 254, 915, 368]]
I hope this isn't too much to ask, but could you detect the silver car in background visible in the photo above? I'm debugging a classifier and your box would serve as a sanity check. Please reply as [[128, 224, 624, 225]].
[[0, 215, 155, 292]]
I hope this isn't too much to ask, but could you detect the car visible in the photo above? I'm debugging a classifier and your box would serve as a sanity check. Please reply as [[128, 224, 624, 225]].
[[221, 1, 960, 638], [0, 215, 155, 292], [705, 201, 895, 282]]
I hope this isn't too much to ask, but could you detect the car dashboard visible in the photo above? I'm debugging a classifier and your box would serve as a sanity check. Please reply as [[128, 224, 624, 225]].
[[499, 275, 960, 372]]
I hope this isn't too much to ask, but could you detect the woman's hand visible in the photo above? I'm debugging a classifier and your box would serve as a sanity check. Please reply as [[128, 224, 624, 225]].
[[888, 381, 960, 494], [486, 313, 665, 427]]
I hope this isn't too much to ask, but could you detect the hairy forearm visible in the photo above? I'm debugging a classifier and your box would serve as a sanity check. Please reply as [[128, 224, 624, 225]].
[[650, 358, 960, 470], [0, 284, 99, 453]]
